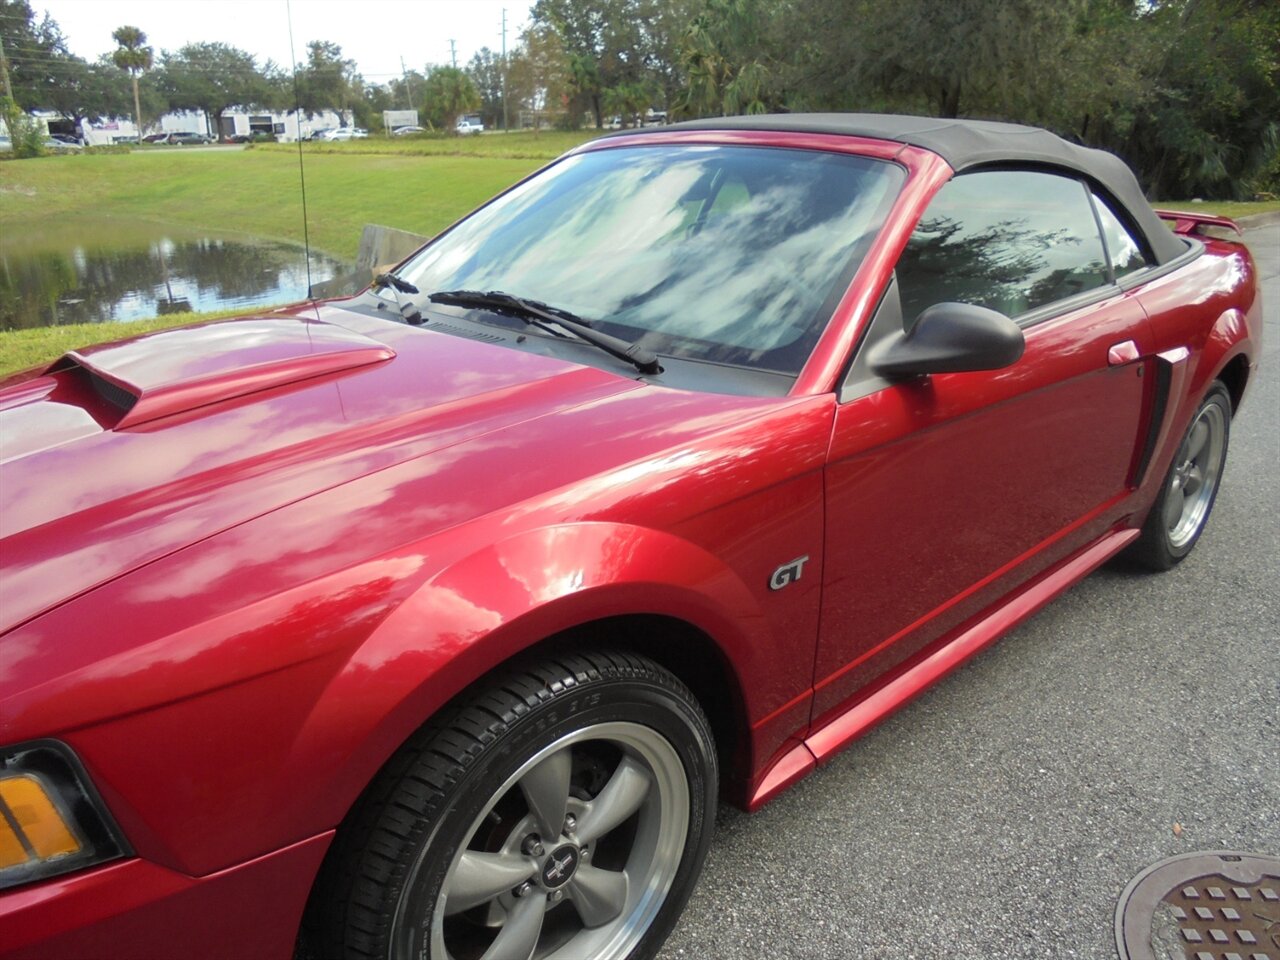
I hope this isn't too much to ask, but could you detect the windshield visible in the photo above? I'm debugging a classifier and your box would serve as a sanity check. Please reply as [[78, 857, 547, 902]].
[[393, 144, 903, 375]]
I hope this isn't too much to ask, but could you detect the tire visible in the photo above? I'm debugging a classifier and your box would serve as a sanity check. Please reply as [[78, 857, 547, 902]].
[[1128, 382, 1231, 571], [306, 650, 717, 960]]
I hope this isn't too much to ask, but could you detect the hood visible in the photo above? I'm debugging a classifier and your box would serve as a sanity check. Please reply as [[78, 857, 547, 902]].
[[0, 308, 641, 634]]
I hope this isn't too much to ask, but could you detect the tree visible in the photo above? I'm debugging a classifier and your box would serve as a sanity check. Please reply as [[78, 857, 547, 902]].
[[386, 69, 426, 113], [45, 56, 141, 132], [466, 47, 508, 129], [603, 80, 653, 126], [155, 43, 275, 137], [295, 41, 359, 124], [508, 25, 571, 130], [112, 25, 153, 136], [675, 0, 786, 118], [567, 53, 602, 127], [1117, 0, 1280, 199], [1, 0, 70, 109], [421, 66, 481, 132], [787, 0, 1089, 119], [358, 82, 396, 133], [532, 0, 697, 126]]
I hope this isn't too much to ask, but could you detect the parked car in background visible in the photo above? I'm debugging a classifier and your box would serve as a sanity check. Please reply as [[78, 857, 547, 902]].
[[141, 133, 169, 144], [165, 132, 212, 146], [392, 125, 426, 137], [323, 127, 369, 141], [47, 133, 83, 146], [456, 117, 484, 135], [41, 138, 81, 151], [0, 114, 1261, 960], [226, 132, 276, 144]]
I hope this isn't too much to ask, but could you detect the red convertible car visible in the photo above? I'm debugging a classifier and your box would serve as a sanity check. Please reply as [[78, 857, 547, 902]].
[[0, 115, 1261, 960]]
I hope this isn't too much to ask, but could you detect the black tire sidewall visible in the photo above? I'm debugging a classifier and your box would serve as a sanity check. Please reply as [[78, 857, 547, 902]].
[[396, 673, 717, 960]]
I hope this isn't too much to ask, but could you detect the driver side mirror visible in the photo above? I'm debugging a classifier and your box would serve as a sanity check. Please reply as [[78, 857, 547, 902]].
[[869, 302, 1025, 378]]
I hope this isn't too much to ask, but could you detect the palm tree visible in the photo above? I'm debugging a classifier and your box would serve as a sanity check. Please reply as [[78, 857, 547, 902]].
[[112, 26, 153, 140], [423, 67, 480, 133], [567, 54, 602, 129], [604, 82, 654, 129]]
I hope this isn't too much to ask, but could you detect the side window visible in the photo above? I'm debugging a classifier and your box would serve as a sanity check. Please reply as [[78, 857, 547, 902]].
[[1091, 193, 1149, 278], [896, 170, 1110, 324]]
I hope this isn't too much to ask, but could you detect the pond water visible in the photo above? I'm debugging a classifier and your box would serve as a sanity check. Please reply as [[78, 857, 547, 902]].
[[0, 217, 355, 330]]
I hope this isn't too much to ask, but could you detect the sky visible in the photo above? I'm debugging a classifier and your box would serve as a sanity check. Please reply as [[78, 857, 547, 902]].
[[36, 0, 534, 84]]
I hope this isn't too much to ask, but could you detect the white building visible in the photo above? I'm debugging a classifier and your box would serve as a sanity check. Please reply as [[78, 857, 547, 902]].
[[81, 108, 346, 145]]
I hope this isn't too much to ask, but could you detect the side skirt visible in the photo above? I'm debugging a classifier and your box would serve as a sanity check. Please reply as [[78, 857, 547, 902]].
[[746, 526, 1140, 811]]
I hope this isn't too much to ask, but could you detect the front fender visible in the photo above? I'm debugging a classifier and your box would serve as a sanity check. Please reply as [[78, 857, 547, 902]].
[[298, 521, 772, 823]]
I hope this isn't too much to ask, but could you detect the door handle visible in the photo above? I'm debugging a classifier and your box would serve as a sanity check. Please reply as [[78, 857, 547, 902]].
[[1108, 340, 1140, 366]]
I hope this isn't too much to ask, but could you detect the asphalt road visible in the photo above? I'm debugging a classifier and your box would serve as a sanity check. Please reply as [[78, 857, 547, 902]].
[[661, 222, 1279, 960]]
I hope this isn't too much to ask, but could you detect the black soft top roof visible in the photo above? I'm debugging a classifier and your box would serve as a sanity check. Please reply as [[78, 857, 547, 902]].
[[615, 113, 1184, 264]]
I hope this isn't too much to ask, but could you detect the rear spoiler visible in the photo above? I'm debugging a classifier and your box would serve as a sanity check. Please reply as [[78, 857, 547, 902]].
[[1154, 208, 1243, 237]]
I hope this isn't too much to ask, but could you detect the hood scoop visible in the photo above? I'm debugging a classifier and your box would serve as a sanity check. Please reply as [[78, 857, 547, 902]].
[[50, 315, 395, 429]]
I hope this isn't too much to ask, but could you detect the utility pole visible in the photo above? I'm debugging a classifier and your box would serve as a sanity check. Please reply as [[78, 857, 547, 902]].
[[0, 34, 15, 102], [400, 56, 414, 110], [0, 33, 17, 144], [449, 39, 457, 69], [500, 8, 509, 132]]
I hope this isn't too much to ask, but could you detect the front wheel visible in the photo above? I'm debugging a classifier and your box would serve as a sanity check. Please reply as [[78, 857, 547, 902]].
[[1128, 382, 1231, 570], [308, 650, 717, 960]]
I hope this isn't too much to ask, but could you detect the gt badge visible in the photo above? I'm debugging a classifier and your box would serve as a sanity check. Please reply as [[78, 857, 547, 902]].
[[769, 556, 810, 591]]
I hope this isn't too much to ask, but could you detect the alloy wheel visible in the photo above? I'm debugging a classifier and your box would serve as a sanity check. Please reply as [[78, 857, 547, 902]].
[[408, 721, 690, 960], [1163, 399, 1227, 550]]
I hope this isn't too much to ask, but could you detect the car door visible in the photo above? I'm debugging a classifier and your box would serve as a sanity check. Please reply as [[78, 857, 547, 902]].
[[812, 168, 1156, 719]]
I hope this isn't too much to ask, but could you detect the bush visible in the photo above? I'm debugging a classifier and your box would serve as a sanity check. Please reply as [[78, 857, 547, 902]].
[[1, 99, 45, 159]]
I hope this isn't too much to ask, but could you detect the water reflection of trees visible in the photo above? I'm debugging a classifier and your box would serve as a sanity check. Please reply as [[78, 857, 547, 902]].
[[897, 215, 1107, 323], [0, 237, 347, 330]]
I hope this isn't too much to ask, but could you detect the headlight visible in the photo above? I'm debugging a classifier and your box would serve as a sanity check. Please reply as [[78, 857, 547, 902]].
[[0, 741, 130, 890]]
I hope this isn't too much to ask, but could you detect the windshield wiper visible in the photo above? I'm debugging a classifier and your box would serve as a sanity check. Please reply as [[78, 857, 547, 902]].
[[428, 289, 662, 376], [373, 273, 419, 294], [372, 273, 423, 323]]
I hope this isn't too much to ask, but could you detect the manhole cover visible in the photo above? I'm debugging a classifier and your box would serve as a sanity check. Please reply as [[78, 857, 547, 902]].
[[1116, 851, 1280, 960]]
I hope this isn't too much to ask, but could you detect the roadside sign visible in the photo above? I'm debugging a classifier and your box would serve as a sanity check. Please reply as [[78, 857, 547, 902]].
[[383, 110, 419, 132]]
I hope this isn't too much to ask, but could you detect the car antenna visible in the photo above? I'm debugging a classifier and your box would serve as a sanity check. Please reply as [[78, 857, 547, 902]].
[[285, 0, 318, 314]]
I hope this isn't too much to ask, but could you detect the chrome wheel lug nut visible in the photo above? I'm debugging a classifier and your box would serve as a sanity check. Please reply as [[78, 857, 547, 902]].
[[549, 889, 564, 903], [563, 813, 577, 834], [522, 834, 544, 857], [513, 881, 533, 898]]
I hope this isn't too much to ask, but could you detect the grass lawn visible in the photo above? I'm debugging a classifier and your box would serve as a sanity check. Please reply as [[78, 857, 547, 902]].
[[0, 146, 558, 261], [0, 308, 258, 379], [1, 141, 583, 375], [1157, 199, 1280, 218], [253, 129, 604, 161]]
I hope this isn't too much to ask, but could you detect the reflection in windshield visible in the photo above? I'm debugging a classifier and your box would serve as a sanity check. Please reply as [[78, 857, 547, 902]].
[[398, 146, 903, 374]]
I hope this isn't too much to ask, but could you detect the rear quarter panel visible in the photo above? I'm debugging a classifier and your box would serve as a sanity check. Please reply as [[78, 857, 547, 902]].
[[1130, 239, 1260, 510]]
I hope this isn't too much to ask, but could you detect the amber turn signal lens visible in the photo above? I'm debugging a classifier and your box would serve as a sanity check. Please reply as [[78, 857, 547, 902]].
[[0, 773, 83, 869]]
